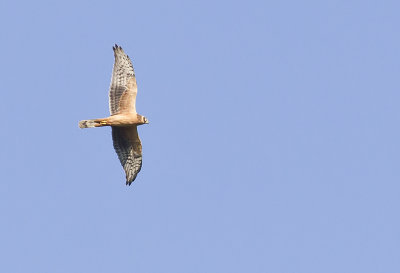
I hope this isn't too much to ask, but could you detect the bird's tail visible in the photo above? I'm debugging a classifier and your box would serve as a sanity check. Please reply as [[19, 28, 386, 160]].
[[79, 119, 97, 128]]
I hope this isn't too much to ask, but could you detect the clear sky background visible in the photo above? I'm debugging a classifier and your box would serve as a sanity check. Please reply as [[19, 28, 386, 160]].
[[1, 0, 399, 272]]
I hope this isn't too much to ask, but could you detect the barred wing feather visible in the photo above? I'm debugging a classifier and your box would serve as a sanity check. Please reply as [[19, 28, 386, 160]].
[[112, 126, 143, 185], [109, 44, 137, 115]]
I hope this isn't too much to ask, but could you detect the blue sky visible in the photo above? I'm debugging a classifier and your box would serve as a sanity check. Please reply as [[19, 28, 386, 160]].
[[1, 0, 399, 272]]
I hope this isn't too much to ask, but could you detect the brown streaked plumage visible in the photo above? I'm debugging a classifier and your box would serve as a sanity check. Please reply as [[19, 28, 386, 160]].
[[78, 44, 149, 185]]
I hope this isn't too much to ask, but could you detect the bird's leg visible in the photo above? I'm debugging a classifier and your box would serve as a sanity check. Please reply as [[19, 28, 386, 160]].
[[93, 118, 110, 127]]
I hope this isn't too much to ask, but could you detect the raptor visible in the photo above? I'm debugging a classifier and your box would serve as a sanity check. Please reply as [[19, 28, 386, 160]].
[[79, 44, 148, 185]]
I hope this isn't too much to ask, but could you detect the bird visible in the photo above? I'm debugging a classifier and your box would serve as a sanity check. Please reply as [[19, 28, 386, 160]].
[[79, 44, 149, 185]]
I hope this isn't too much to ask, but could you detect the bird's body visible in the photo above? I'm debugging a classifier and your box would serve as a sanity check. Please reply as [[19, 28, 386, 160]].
[[79, 45, 148, 185], [79, 113, 147, 128]]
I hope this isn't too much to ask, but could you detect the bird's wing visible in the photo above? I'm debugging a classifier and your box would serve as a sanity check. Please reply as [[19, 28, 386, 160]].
[[112, 126, 143, 185], [109, 44, 137, 115]]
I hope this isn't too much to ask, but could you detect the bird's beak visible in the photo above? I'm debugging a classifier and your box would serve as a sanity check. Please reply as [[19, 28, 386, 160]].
[[145, 120, 149, 124]]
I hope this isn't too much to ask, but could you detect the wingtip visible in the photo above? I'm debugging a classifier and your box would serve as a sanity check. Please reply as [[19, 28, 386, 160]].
[[113, 43, 123, 50], [126, 175, 133, 186], [126, 175, 137, 186]]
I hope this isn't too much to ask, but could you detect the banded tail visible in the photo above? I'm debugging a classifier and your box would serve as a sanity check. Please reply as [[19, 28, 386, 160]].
[[79, 119, 97, 128], [79, 118, 110, 128]]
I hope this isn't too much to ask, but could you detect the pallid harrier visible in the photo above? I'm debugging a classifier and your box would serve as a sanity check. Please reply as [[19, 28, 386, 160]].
[[79, 44, 149, 185]]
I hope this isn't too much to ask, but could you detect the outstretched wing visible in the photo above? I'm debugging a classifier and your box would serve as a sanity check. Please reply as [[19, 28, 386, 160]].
[[109, 44, 137, 115], [112, 126, 143, 185]]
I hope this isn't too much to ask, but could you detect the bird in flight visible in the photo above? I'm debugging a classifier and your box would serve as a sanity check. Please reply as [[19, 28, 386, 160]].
[[79, 44, 149, 185]]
